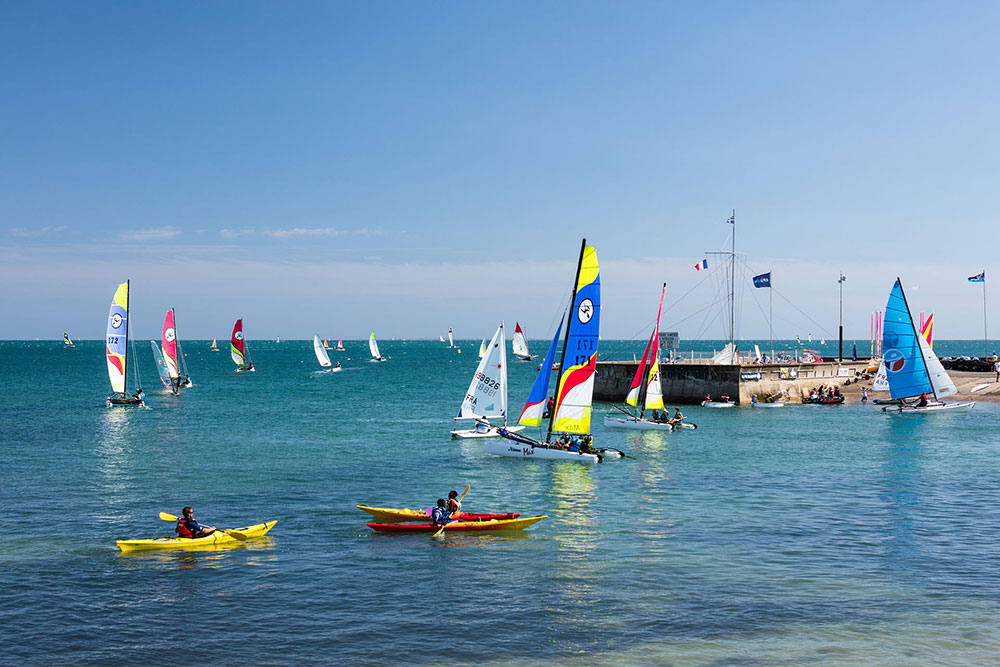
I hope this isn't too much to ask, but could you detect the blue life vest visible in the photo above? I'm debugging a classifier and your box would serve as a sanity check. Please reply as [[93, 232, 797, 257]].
[[431, 506, 451, 523]]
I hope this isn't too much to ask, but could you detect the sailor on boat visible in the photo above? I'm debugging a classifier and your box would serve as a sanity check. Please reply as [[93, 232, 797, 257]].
[[475, 418, 491, 434]]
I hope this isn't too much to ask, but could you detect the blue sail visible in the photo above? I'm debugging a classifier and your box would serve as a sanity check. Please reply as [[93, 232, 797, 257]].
[[517, 318, 563, 427], [881, 279, 932, 399]]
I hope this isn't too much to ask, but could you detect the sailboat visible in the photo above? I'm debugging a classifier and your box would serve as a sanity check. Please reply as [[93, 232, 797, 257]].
[[150, 340, 172, 389], [231, 318, 255, 371], [369, 332, 387, 361], [512, 323, 536, 361], [879, 279, 974, 414], [439, 335, 446, 343], [323, 338, 331, 350], [63, 332, 75, 348], [210, 337, 219, 351], [486, 239, 624, 463], [477, 336, 489, 359], [162, 308, 191, 392], [106, 281, 144, 406], [313, 334, 340, 370], [451, 322, 526, 438], [447, 328, 456, 348], [605, 284, 673, 431], [336, 337, 346, 351]]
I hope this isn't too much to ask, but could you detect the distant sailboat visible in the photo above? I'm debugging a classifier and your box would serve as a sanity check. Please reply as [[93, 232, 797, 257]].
[[231, 318, 255, 371], [879, 279, 973, 413], [605, 284, 674, 431], [451, 322, 525, 438], [162, 308, 191, 392], [106, 281, 144, 407], [487, 239, 623, 462], [448, 328, 456, 348], [512, 323, 537, 361], [323, 338, 331, 350], [210, 337, 219, 351], [477, 336, 488, 359], [439, 335, 446, 343], [369, 332, 387, 362], [313, 334, 339, 369], [336, 337, 346, 351], [63, 332, 75, 348]]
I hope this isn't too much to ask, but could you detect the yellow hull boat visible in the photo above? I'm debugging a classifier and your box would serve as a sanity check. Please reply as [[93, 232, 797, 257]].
[[116, 520, 277, 552]]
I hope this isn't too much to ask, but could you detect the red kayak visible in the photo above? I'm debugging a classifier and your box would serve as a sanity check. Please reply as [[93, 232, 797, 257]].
[[368, 516, 547, 533], [356, 505, 519, 523]]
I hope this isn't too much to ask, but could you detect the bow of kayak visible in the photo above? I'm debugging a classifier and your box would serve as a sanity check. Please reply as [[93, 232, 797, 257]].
[[356, 505, 520, 523], [116, 520, 277, 552], [368, 516, 547, 533]]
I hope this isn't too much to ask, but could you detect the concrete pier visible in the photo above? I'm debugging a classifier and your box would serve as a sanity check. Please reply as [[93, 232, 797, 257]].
[[594, 359, 876, 404]]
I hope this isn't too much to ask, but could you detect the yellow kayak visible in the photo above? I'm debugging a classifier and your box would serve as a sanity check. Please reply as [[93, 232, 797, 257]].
[[356, 505, 520, 523], [116, 520, 277, 552]]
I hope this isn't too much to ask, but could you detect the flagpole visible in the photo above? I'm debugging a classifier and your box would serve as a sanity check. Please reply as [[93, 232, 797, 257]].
[[983, 272, 988, 358], [769, 279, 773, 362]]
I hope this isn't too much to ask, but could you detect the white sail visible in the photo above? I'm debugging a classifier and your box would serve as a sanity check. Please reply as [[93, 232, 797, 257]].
[[512, 323, 531, 358], [712, 342, 737, 364], [872, 361, 889, 392], [918, 329, 956, 398], [439, 335, 445, 343], [448, 328, 454, 347], [369, 332, 381, 359], [478, 336, 488, 358], [313, 334, 332, 367], [457, 323, 507, 420]]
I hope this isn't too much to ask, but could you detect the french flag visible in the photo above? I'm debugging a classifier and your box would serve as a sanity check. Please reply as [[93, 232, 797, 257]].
[[695, 258, 708, 271]]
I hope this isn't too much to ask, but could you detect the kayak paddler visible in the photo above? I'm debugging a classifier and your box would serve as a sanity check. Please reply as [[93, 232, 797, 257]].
[[431, 499, 454, 527], [175, 506, 217, 539], [446, 490, 463, 520]]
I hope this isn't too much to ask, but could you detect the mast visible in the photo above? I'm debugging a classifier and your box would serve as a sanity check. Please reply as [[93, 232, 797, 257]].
[[730, 210, 735, 357], [636, 282, 667, 418], [547, 238, 587, 444], [982, 272, 988, 358], [769, 279, 774, 361], [124, 279, 130, 396], [500, 321, 508, 427], [898, 279, 938, 400]]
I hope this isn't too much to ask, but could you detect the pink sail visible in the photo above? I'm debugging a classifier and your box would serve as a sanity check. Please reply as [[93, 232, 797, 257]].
[[162, 309, 180, 380]]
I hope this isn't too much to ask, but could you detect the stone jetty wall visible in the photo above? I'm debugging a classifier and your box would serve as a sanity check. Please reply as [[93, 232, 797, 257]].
[[594, 359, 876, 404]]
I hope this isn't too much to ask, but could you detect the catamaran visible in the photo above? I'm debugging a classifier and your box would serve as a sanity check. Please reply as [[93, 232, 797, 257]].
[[231, 318, 255, 371], [369, 332, 387, 361], [106, 281, 144, 407], [323, 338, 331, 350], [313, 334, 341, 370], [879, 279, 974, 414], [336, 337, 346, 351], [63, 332, 75, 348], [161, 308, 191, 392], [512, 323, 536, 361], [486, 239, 624, 463], [210, 337, 219, 351], [605, 284, 673, 431], [452, 322, 525, 439]]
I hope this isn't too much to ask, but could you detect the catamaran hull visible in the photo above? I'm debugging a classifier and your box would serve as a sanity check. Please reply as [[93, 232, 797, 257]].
[[603, 415, 673, 431], [673, 422, 698, 429], [752, 402, 786, 408], [883, 401, 975, 414], [107, 398, 144, 408], [701, 401, 735, 408], [451, 425, 526, 439], [483, 440, 600, 463]]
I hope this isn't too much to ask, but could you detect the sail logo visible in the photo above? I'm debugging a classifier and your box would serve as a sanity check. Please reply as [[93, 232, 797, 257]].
[[111, 313, 123, 329], [234, 331, 244, 341], [164, 328, 175, 342], [577, 298, 594, 324], [884, 348, 906, 373]]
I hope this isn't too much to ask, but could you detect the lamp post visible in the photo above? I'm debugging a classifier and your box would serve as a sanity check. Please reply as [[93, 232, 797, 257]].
[[838, 273, 846, 361]]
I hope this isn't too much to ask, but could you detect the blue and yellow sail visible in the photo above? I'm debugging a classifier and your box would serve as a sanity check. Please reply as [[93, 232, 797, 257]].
[[552, 243, 600, 434], [105, 282, 129, 394]]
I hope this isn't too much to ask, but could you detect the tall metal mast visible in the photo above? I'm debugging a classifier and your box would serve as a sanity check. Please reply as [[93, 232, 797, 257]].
[[547, 238, 587, 444]]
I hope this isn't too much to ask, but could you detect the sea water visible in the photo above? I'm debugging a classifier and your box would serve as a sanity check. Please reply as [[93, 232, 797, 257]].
[[1, 339, 999, 664]]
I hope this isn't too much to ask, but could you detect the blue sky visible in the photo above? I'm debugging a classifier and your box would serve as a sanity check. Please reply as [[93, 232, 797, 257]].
[[2, 2, 998, 341]]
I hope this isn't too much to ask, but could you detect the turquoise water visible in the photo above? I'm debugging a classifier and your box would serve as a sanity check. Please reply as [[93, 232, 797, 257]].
[[2, 339, 999, 664]]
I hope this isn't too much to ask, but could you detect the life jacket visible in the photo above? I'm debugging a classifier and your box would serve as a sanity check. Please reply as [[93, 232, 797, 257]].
[[431, 506, 452, 524], [176, 518, 195, 538], [447, 499, 460, 515]]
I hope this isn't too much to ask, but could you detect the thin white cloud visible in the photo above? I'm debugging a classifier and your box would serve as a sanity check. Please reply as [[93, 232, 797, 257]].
[[120, 226, 181, 242], [219, 227, 382, 239], [9, 226, 67, 237]]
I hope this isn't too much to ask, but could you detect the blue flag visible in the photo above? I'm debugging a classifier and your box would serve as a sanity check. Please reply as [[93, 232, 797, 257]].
[[726, 215, 735, 224], [752, 272, 771, 288], [969, 271, 985, 283]]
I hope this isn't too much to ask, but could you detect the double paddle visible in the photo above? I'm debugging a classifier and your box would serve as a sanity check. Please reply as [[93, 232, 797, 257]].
[[158, 512, 248, 541], [432, 484, 470, 537]]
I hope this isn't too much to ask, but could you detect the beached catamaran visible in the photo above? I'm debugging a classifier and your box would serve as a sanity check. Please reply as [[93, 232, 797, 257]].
[[880, 279, 974, 414], [452, 322, 526, 439], [512, 323, 536, 361], [487, 240, 623, 463], [369, 332, 386, 361], [605, 284, 673, 431], [231, 318, 254, 371], [63, 332, 75, 348], [106, 281, 144, 407]]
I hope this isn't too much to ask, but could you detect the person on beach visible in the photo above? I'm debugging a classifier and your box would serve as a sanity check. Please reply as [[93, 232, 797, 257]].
[[751, 394, 758, 405], [431, 499, 453, 526], [861, 387, 868, 403], [446, 490, 463, 520], [994, 359, 1000, 382], [176, 506, 216, 539]]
